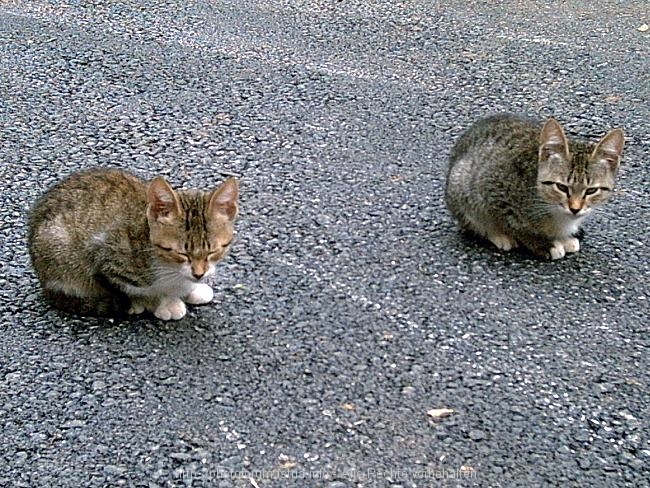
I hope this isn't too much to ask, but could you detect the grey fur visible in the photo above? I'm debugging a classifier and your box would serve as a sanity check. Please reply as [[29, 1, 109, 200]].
[[445, 114, 624, 259]]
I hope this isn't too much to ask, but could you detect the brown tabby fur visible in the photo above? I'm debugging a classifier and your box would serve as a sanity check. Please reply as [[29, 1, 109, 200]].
[[28, 168, 239, 319]]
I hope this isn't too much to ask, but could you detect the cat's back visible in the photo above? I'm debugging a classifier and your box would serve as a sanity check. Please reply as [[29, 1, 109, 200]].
[[449, 113, 541, 168], [28, 168, 147, 248], [446, 113, 543, 199]]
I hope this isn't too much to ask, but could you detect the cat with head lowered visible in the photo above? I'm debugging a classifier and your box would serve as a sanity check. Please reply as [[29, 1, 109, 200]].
[[445, 114, 624, 259], [28, 168, 239, 320]]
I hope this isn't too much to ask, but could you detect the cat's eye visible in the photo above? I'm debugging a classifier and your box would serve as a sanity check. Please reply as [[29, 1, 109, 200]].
[[555, 183, 569, 195], [156, 245, 189, 261], [584, 188, 599, 196], [171, 252, 190, 263], [221, 239, 233, 248]]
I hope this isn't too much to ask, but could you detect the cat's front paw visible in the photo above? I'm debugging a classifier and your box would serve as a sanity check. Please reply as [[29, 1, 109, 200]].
[[185, 283, 214, 305], [488, 233, 517, 251], [127, 298, 147, 315], [154, 297, 187, 320], [562, 237, 580, 254], [549, 237, 580, 260], [127, 302, 145, 315], [549, 241, 567, 260]]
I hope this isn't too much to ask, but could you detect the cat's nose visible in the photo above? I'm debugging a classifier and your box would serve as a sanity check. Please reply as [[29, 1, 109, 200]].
[[192, 271, 205, 280], [569, 207, 581, 215]]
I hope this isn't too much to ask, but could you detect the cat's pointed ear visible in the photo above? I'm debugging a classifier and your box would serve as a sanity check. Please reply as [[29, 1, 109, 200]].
[[592, 128, 624, 171], [539, 118, 570, 161], [147, 177, 181, 222], [209, 178, 239, 221]]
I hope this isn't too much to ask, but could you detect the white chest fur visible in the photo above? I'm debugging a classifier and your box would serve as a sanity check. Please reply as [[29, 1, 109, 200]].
[[552, 212, 587, 238]]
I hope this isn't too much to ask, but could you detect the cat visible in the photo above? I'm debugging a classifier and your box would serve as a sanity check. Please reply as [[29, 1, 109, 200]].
[[28, 168, 239, 320], [445, 114, 624, 259]]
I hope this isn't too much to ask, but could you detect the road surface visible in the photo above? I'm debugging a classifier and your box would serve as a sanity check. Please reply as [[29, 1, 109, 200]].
[[0, 1, 648, 486]]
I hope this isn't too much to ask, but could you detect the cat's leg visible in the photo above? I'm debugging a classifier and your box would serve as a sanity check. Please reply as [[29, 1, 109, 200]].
[[95, 264, 186, 319], [184, 283, 214, 305], [501, 215, 563, 259], [127, 297, 147, 315], [463, 215, 518, 251], [43, 279, 124, 316], [487, 232, 518, 251], [124, 295, 185, 319], [561, 237, 580, 254], [549, 237, 580, 260], [153, 296, 187, 320], [549, 242, 567, 260], [508, 230, 557, 259]]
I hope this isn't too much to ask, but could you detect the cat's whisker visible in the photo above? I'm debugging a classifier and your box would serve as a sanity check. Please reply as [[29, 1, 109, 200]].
[[589, 207, 613, 221]]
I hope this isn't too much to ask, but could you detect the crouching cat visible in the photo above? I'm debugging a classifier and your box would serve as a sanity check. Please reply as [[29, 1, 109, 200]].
[[445, 114, 624, 260], [28, 168, 239, 320]]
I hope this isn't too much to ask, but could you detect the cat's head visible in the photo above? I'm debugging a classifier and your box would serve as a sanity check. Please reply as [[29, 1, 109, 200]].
[[536, 118, 624, 218], [146, 176, 239, 281]]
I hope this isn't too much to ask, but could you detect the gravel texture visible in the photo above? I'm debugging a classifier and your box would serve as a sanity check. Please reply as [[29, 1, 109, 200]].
[[1, 1, 648, 487]]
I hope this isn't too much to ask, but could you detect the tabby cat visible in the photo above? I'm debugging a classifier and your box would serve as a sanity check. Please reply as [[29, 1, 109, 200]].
[[28, 168, 239, 319], [445, 114, 624, 259]]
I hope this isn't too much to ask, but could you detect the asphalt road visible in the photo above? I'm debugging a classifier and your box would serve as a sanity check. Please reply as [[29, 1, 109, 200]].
[[1, 1, 648, 487]]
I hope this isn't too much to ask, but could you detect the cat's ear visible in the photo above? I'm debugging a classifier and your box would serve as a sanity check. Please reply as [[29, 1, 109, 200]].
[[147, 177, 181, 222], [592, 128, 624, 171], [539, 118, 570, 161], [209, 178, 239, 221]]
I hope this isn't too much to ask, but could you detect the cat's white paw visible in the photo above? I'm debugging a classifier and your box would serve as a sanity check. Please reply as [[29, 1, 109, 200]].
[[550, 241, 567, 260], [154, 297, 187, 320], [488, 233, 517, 251], [185, 283, 214, 305], [127, 301, 145, 315], [550, 237, 580, 259], [562, 237, 580, 254]]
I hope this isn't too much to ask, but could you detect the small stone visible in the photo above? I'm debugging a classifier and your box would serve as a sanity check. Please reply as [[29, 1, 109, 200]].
[[327, 483, 348, 488], [577, 457, 591, 469], [62, 420, 86, 428], [103, 465, 127, 476], [169, 452, 192, 461], [15, 451, 28, 464], [5, 372, 21, 382], [427, 407, 455, 419], [193, 448, 212, 461], [219, 455, 243, 469], [468, 429, 486, 441], [402, 386, 416, 397]]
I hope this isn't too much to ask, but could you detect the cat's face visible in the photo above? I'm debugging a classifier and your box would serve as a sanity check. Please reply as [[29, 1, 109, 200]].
[[146, 177, 239, 282], [536, 119, 624, 218]]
